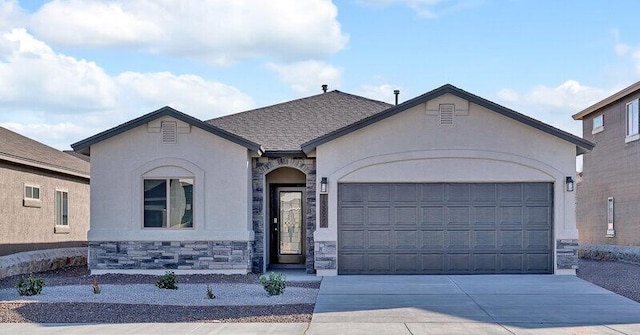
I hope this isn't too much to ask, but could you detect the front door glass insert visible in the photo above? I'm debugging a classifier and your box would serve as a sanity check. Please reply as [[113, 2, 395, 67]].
[[279, 191, 303, 255]]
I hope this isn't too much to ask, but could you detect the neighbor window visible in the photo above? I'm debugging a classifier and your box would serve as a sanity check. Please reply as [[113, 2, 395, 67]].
[[626, 99, 639, 139], [55, 190, 68, 226], [24, 185, 40, 200], [592, 114, 604, 134], [143, 178, 193, 228]]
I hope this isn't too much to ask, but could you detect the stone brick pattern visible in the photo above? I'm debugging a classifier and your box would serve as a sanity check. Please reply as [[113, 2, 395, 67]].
[[252, 157, 316, 274], [577, 90, 640, 245], [314, 241, 337, 270], [0, 247, 87, 279], [579, 244, 640, 265], [556, 239, 579, 269], [89, 241, 251, 271]]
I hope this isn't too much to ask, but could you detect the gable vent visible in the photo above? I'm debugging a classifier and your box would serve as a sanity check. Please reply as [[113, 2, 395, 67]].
[[439, 104, 455, 125], [161, 121, 177, 144]]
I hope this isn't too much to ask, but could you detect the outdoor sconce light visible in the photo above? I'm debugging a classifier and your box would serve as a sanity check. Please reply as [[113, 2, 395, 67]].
[[320, 177, 328, 193], [565, 176, 574, 192]]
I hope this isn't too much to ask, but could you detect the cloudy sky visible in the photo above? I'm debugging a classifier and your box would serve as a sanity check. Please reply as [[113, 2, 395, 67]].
[[1, 0, 639, 150]]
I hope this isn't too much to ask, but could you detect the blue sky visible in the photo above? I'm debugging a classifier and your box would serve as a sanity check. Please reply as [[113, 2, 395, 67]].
[[1, 0, 639, 150]]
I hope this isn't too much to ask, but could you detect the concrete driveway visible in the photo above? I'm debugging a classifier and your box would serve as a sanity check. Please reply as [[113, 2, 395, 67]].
[[310, 275, 640, 334]]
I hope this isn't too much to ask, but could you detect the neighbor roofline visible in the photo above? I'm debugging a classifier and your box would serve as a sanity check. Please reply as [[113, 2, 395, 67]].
[[71, 106, 263, 155], [301, 84, 595, 155], [572, 80, 640, 120], [0, 152, 90, 179]]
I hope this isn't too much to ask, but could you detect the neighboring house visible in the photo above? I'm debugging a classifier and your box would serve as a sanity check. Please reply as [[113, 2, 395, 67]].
[[572, 80, 640, 246], [0, 127, 90, 256], [72, 84, 593, 275]]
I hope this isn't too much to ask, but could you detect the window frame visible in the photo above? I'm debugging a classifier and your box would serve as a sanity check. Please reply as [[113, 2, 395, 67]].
[[54, 189, 69, 231], [592, 114, 604, 134], [23, 184, 41, 208], [625, 99, 639, 142], [142, 177, 194, 229]]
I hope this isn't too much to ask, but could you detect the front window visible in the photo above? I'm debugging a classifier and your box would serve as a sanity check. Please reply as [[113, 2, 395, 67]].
[[626, 99, 639, 138], [144, 178, 193, 228], [55, 191, 68, 226]]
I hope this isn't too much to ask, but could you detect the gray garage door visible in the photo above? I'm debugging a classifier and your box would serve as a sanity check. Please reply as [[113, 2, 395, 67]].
[[338, 183, 553, 274]]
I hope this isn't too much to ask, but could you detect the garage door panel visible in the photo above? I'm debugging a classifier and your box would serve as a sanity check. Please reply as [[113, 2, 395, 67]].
[[474, 253, 498, 271], [395, 207, 417, 225], [367, 230, 391, 249], [473, 207, 497, 225], [422, 207, 444, 225], [421, 184, 445, 202], [338, 183, 552, 274], [448, 207, 471, 225], [472, 230, 497, 249], [340, 230, 365, 250], [394, 184, 418, 202], [421, 230, 445, 249], [395, 230, 418, 249]]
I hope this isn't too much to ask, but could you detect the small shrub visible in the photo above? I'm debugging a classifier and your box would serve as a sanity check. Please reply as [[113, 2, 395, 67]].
[[92, 278, 101, 294], [259, 272, 286, 296], [156, 271, 178, 290], [206, 284, 215, 299], [16, 273, 45, 296]]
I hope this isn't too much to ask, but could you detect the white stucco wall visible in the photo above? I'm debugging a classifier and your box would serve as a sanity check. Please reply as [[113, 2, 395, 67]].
[[89, 116, 252, 242], [315, 93, 578, 273]]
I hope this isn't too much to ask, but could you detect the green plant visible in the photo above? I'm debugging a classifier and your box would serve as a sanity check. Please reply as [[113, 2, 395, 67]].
[[156, 271, 178, 290], [259, 272, 286, 296], [16, 273, 45, 296], [92, 278, 101, 294], [206, 284, 215, 299]]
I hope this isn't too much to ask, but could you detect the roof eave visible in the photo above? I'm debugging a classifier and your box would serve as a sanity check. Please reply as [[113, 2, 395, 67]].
[[71, 106, 262, 154], [0, 152, 90, 179], [572, 80, 640, 120]]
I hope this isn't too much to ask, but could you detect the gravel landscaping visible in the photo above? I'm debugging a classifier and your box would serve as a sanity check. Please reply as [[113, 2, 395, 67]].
[[0, 259, 639, 323], [0, 267, 319, 323]]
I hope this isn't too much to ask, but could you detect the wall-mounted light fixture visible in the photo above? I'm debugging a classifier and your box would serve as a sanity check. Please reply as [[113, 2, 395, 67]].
[[565, 176, 574, 192], [320, 177, 328, 193]]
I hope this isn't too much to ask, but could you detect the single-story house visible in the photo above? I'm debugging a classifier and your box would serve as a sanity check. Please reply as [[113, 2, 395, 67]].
[[72, 84, 594, 275], [0, 127, 90, 256]]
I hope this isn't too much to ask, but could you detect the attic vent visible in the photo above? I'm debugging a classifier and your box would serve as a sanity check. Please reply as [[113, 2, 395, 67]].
[[439, 104, 455, 125], [161, 121, 177, 144]]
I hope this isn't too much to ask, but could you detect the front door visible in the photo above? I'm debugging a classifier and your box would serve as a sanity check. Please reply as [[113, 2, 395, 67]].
[[270, 187, 305, 264]]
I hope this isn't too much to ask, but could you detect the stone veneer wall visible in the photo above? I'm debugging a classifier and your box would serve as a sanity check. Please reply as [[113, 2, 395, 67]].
[[89, 241, 251, 271], [314, 241, 336, 270], [252, 157, 316, 273], [0, 248, 87, 279], [556, 239, 579, 270]]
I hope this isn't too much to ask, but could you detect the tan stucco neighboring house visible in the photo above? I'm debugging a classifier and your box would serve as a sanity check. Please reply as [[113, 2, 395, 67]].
[[0, 127, 90, 256], [72, 84, 593, 276]]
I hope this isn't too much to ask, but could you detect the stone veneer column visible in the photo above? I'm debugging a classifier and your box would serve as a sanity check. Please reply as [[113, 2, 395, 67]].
[[556, 239, 579, 270], [252, 157, 316, 274]]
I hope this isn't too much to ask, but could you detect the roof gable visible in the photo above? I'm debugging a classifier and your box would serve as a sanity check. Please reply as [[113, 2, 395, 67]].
[[71, 106, 262, 155], [0, 127, 90, 178], [208, 90, 392, 153], [301, 84, 594, 155]]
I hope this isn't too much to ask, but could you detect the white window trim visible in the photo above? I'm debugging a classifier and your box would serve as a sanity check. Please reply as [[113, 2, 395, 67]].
[[591, 115, 604, 134], [54, 189, 69, 231], [23, 184, 41, 208], [625, 99, 639, 141], [142, 177, 195, 230]]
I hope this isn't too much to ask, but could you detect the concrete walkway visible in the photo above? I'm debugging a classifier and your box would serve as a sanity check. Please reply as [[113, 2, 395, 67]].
[[311, 274, 640, 334], [3, 275, 640, 334]]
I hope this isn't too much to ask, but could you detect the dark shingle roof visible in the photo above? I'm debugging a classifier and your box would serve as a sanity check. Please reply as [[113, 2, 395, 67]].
[[207, 90, 392, 152], [0, 127, 90, 178]]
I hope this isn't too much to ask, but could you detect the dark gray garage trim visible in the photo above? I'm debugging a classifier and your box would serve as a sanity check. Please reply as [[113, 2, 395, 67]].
[[338, 183, 553, 275]]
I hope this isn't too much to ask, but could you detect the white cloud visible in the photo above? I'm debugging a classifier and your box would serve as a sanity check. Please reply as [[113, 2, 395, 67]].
[[495, 80, 617, 136], [0, 29, 117, 111], [29, 0, 348, 66], [611, 29, 640, 75], [356, 0, 478, 18], [267, 60, 342, 96], [354, 84, 400, 104], [0, 0, 25, 31], [0, 30, 256, 149]]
